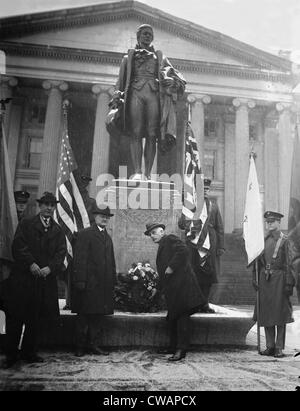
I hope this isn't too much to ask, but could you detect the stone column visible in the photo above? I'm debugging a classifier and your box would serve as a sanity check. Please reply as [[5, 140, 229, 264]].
[[232, 98, 255, 231], [224, 114, 235, 233], [216, 114, 225, 181], [39, 80, 68, 195], [0, 75, 18, 137], [90, 84, 113, 198], [187, 94, 211, 167], [264, 113, 279, 212], [276, 102, 293, 229]]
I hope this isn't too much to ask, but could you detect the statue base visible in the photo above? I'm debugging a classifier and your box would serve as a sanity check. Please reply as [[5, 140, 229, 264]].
[[105, 179, 182, 274]]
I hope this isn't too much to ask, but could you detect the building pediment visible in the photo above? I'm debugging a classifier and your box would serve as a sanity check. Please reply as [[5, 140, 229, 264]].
[[0, 0, 292, 73]]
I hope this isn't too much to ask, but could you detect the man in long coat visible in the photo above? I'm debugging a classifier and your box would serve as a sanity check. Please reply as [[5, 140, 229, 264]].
[[178, 178, 225, 313], [145, 223, 204, 361], [3, 192, 66, 367], [72, 205, 116, 357], [253, 211, 295, 358], [111, 24, 186, 180]]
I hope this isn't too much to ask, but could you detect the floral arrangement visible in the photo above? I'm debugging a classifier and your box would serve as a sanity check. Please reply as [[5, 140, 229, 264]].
[[114, 261, 163, 313]]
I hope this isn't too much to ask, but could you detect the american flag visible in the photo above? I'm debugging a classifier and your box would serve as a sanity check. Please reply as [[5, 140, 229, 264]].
[[182, 121, 204, 220], [54, 101, 90, 266]]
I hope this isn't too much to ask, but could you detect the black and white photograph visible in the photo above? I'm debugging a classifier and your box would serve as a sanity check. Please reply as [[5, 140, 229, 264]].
[[0, 0, 300, 393]]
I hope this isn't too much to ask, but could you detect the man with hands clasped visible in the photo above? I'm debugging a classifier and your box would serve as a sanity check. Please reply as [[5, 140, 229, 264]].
[[3, 192, 66, 368]]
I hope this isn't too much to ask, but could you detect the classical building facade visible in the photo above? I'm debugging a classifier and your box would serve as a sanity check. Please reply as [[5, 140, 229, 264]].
[[0, 0, 299, 303]]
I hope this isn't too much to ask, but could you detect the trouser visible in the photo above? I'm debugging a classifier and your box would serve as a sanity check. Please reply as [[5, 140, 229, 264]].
[[168, 314, 190, 351], [198, 283, 211, 308], [5, 314, 39, 359], [75, 314, 104, 349], [264, 325, 286, 350]]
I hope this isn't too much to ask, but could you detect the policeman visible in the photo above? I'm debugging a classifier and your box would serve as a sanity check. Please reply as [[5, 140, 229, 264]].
[[14, 190, 30, 221], [253, 211, 295, 358]]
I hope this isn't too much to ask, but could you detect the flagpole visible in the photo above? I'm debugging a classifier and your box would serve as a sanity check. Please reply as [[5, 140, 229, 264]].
[[255, 258, 261, 354]]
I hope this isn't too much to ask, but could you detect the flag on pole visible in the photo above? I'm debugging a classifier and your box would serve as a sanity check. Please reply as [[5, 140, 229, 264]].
[[182, 121, 204, 220], [0, 116, 18, 262], [54, 101, 90, 267], [243, 153, 264, 266], [288, 118, 300, 300]]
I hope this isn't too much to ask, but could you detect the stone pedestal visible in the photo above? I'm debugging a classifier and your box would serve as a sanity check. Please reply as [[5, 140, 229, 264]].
[[103, 179, 182, 273]]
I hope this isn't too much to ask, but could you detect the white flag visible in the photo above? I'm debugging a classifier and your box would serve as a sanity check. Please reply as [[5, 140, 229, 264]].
[[243, 155, 264, 265]]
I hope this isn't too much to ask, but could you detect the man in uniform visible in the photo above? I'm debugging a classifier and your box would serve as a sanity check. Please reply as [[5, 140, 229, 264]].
[[112, 24, 186, 180], [145, 222, 204, 361], [14, 190, 30, 221], [179, 178, 225, 313], [3, 192, 66, 367], [253, 211, 295, 358], [72, 205, 116, 357]]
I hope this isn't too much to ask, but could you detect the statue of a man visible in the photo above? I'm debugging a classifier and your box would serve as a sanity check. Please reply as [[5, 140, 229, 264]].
[[111, 24, 186, 180]]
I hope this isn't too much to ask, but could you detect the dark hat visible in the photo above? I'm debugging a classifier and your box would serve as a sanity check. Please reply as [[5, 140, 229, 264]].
[[204, 178, 212, 187], [144, 222, 165, 236], [14, 190, 30, 203], [264, 211, 284, 221], [81, 174, 92, 182], [36, 192, 59, 204], [92, 204, 114, 217]]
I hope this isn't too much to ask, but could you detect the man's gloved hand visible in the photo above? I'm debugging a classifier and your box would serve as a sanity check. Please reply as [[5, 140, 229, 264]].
[[74, 282, 86, 291], [252, 280, 259, 292], [30, 263, 41, 277], [165, 267, 173, 276], [285, 285, 294, 297], [40, 266, 51, 278], [217, 248, 225, 257]]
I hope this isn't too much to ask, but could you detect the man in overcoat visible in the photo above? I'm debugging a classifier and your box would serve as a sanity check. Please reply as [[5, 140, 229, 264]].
[[72, 204, 116, 357], [178, 178, 225, 313], [253, 211, 295, 358], [145, 223, 204, 361], [3, 192, 66, 368], [111, 24, 186, 180]]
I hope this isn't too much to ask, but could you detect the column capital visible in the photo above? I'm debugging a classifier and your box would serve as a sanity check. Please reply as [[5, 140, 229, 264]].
[[275, 102, 293, 113], [0, 75, 18, 87], [232, 98, 255, 109], [91, 84, 114, 96], [42, 80, 68, 92], [187, 93, 211, 105]]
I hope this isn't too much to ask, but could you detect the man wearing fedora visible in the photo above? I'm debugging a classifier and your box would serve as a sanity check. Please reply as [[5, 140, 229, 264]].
[[178, 178, 225, 313], [145, 223, 204, 361], [253, 211, 295, 358], [3, 192, 66, 367], [72, 204, 116, 357]]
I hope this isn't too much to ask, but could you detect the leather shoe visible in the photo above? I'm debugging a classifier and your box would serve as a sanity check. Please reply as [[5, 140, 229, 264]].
[[22, 354, 44, 363], [2, 356, 18, 369], [274, 349, 284, 358], [157, 348, 175, 355], [260, 348, 275, 356], [88, 346, 109, 356], [168, 349, 186, 361], [75, 348, 85, 357], [199, 306, 215, 314]]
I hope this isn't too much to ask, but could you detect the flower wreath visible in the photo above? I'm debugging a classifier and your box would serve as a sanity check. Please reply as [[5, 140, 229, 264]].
[[114, 261, 163, 313]]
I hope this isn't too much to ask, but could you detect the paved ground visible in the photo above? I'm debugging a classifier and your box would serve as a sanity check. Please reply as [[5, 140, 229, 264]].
[[0, 347, 300, 391], [1, 304, 300, 391]]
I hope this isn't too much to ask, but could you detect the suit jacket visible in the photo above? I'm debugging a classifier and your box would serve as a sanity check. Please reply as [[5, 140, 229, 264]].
[[5, 214, 66, 319], [156, 234, 204, 320], [72, 223, 116, 314]]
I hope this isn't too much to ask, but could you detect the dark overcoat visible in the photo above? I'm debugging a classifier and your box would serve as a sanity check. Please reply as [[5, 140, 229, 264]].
[[253, 231, 295, 327], [71, 224, 116, 315], [156, 234, 205, 320], [4, 215, 67, 320]]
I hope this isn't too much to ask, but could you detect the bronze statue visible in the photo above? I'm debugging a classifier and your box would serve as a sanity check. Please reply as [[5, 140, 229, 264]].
[[110, 24, 186, 180]]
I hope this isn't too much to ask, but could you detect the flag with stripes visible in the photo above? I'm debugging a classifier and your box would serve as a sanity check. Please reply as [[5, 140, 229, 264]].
[[54, 104, 90, 266], [182, 122, 204, 220]]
